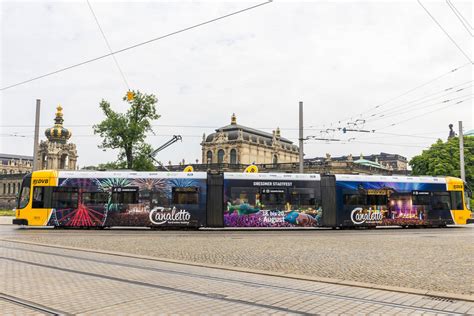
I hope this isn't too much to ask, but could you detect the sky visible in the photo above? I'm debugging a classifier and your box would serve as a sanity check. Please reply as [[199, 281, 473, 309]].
[[1, 0, 472, 168]]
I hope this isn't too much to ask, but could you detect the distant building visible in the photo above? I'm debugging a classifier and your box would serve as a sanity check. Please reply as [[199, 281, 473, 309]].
[[201, 114, 299, 165], [465, 129, 474, 137], [158, 155, 396, 175], [0, 153, 33, 175], [305, 152, 407, 173], [0, 154, 33, 209], [360, 152, 408, 172]]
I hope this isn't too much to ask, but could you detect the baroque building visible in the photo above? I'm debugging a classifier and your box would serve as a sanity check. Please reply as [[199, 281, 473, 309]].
[[0, 105, 78, 209], [201, 114, 299, 165], [36, 105, 78, 170], [0, 153, 33, 175], [0, 154, 33, 209]]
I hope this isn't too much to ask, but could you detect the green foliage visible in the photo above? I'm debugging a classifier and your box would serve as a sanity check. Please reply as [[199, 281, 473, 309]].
[[0, 209, 15, 216], [93, 90, 160, 170], [97, 161, 126, 170], [130, 143, 156, 171], [409, 136, 474, 187]]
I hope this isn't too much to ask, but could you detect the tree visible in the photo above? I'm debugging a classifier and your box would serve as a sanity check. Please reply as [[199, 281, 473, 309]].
[[93, 90, 160, 171], [409, 136, 474, 188]]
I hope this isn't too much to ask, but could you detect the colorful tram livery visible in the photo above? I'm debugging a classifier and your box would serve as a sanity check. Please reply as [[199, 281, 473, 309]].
[[14, 170, 472, 228]]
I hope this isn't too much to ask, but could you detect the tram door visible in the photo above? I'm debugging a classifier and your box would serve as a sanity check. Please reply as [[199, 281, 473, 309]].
[[30, 184, 53, 226], [320, 175, 337, 227]]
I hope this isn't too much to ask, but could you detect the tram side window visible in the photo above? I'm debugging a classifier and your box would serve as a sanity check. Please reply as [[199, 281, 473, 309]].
[[83, 192, 109, 206], [111, 188, 139, 204], [230, 187, 258, 205], [52, 188, 78, 209], [412, 193, 431, 206], [172, 187, 199, 205], [290, 188, 318, 208], [466, 188, 472, 210], [432, 192, 451, 210], [367, 195, 388, 205], [450, 191, 463, 210], [261, 189, 287, 208], [32, 187, 45, 208], [343, 194, 366, 205]]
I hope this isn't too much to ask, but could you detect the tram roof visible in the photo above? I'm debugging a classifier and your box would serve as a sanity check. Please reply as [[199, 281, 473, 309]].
[[57, 171, 208, 179], [224, 173, 320, 180], [335, 174, 447, 183]]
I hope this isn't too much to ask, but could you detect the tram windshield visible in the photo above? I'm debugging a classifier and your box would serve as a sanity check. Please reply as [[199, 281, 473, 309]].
[[17, 174, 31, 209], [465, 184, 472, 210]]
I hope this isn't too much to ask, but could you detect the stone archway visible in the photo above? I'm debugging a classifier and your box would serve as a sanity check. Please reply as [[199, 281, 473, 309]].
[[59, 153, 69, 170]]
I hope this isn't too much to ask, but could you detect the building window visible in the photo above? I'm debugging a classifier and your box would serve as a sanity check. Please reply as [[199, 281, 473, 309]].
[[273, 155, 278, 164], [206, 151, 213, 164], [218, 149, 225, 164], [8, 183, 11, 195], [230, 149, 237, 164], [3, 183, 5, 194]]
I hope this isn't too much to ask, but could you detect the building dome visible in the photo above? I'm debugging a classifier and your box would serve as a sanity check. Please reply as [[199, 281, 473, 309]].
[[44, 105, 72, 144]]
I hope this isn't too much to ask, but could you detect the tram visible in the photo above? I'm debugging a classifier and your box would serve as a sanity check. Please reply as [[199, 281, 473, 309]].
[[13, 170, 472, 228]]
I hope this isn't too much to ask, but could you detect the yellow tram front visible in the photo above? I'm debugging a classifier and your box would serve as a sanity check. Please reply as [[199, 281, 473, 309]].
[[14, 170, 58, 226], [446, 177, 472, 225]]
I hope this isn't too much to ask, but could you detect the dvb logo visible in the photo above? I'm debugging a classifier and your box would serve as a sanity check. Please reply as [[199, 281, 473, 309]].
[[33, 179, 49, 185]]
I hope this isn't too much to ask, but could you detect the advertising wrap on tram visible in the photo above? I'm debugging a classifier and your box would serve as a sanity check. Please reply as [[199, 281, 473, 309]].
[[335, 175, 458, 227], [14, 170, 471, 228], [223, 173, 323, 227]]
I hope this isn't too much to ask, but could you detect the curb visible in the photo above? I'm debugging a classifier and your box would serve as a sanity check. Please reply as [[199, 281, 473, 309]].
[[0, 216, 14, 225], [4, 238, 474, 303]]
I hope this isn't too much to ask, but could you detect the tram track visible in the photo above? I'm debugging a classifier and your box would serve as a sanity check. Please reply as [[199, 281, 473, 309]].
[[0, 241, 466, 315], [0, 256, 313, 315], [0, 292, 68, 315], [7, 226, 467, 239]]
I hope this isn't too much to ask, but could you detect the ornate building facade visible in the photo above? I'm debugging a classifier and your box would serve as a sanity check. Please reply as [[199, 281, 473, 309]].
[[0, 154, 33, 209], [36, 105, 78, 170], [0, 105, 78, 209], [1, 153, 33, 175], [201, 114, 299, 165]]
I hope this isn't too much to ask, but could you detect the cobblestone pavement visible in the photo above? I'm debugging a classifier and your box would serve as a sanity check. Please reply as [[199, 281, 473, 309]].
[[3, 225, 472, 297], [1, 240, 473, 315]]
